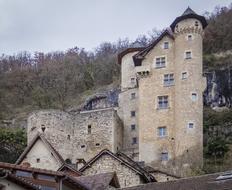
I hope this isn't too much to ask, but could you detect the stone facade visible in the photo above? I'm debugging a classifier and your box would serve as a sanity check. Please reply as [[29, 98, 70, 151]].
[[23, 7, 207, 181], [27, 108, 123, 163], [118, 8, 207, 176], [81, 154, 143, 188]]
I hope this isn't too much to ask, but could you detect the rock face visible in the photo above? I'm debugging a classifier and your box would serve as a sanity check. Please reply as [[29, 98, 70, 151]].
[[204, 68, 232, 108]]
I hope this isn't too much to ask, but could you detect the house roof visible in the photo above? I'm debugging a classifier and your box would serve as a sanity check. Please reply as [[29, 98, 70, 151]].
[[15, 133, 65, 165], [75, 172, 120, 190], [0, 162, 90, 190], [118, 47, 145, 65], [121, 171, 232, 190], [79, 149, 156, 183], [170, 7, 207, 31], [0, 162, 65, 177], [143, 166, 180, 179], [58, 163, 82, 176], [132, 29, 174, 66]]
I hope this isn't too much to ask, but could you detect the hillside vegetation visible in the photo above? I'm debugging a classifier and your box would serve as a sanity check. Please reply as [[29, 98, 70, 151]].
[[0, 4, 232, 169]]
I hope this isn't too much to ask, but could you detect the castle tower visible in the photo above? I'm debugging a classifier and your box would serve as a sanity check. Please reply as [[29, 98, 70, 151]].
[[172, 7, 207, 173], [119, 7, 208, 176]]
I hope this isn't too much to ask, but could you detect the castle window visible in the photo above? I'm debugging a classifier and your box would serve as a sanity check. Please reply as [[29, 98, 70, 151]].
[[185, 51, 192, 59], [131, 93, 136, 99], [132, 137, 137, 144], [164, 42, 169, 49], [182, 72, 188, 79], [88, 125, 91, 134], [131, 77, 136, 84], [164, 74, 174, 86], [158, 96, 169, 109], [81, 145, 86, 148], [36, 158, 40, 163], [161, 152, 169, 161], [131, 111, 136, 117], [158, 127, 167, 137], [188, 122, 194, 129], [195, 21, 199, 27], [95, 143, 100, 146], [155, 57, 166, 68], [131, 124, 136, 131], [191, 93, 197, 101], [187, 34, 193, 41]]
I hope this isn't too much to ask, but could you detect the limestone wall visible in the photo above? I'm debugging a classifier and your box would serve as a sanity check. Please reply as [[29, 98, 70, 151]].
[[82, 154, 143, 188], [27, 108, 123, 164]]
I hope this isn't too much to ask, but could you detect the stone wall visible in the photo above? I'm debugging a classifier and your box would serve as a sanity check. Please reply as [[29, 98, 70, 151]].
[[27, 108, 123, 164], [82, 154, 144, 188]]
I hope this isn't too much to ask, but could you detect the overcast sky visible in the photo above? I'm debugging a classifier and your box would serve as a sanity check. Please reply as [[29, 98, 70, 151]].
[[0, 0, 231, 55]]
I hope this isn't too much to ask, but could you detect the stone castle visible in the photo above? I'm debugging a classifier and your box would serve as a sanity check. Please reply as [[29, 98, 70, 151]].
[[18, 7, 207, 182]]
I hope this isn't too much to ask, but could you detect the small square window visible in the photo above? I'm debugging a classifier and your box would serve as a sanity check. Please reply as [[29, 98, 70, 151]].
[[131, 111, 136, 117], [36, 158, 40, 163], [185, 51, 192, 59], [158, 127, 167, 137], [191, 93, 197, 101], [132, 137, 137, 144], [161, 152, 169, 161], [164, 42, 169, 49], [131, 124, 136, 131], [131, 78, 136, 84], [187, 35, 192, 41], [182, 72, 188, 79], [131, 93, 136, 99], [188, 122, 194, 129]]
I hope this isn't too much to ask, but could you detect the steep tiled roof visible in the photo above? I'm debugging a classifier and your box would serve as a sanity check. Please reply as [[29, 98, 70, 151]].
[[15, 133, 65, 165], [75, 172, 120, 190], [170, 7, 207, 31], [79, 149, 156, 183], [121, 172, 232, 190]]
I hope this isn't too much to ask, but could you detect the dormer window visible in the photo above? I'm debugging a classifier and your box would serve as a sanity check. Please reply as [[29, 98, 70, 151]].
[[164, 42, 169, 49]]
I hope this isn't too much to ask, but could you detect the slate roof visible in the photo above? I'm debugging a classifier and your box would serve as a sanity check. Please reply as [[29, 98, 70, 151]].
[[75, 172, 120, 190], [121, 172, 232, 190], [15, 133, 65, 165], [79, 149, 156, 183], [118, 47, 145, 65], [170, 7, 207, 31]]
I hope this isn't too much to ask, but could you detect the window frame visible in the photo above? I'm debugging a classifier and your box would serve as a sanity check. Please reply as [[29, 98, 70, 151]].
[[157, 96, 169, 109], [131, 92, 136, 100], [131, 124, 136, 131], [191, 92, 198, 101], [185, 51, 192, 59], [164, 73, 174, 86], [132, 137, 137, 144], [181, 71, 188, 80], [158, 126, 167, 137], [161, 152, 169, 161], [188, 122, 195, 129], [131, 111, 136, 117], [155, 56, 166, 68], [163, 41, 169, 49]]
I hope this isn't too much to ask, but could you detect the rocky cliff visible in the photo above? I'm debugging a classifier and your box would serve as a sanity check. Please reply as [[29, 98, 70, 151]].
[[204, 67, 232, 109]]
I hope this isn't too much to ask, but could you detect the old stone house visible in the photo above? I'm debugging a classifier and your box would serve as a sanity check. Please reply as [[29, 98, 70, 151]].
[[18, 7, 207, 184]]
